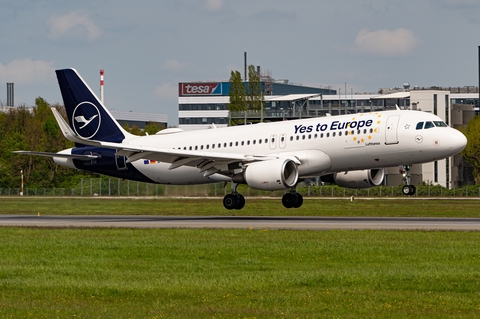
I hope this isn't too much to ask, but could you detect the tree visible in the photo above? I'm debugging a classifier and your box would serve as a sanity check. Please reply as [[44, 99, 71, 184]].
[[228, 70, 247, 112], [228, 70, 247, 125], [3, 99, 87, 189], [144, 122, 164, 135], [247, 65, 264, 111], [461, 115, 480, 184]]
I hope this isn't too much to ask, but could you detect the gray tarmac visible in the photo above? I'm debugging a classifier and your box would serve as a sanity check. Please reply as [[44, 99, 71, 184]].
[[1, 215, 480, 230]]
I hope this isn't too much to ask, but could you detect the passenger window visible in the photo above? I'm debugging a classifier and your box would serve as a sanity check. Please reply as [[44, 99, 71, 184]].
[[247, 140, 251, 145], [229, 142, 233, 147], [320, 133, 324, 138], [296, 136, 299, 141], [224, 143, 227, 147], [201, 145, 204, 150], [195, 146, 198, 150], [326, 133, 330, 138], [332, 132, 336, 137], [289, 137, 293, 141], [189, 146, 192, 150], [253, 140, 256, 144], [212, 144, 215, 149], [425, 121, 434, 129], [235, 141, 238, 146], [314, 134, 317, 139], [218, 143, 221, 148], [241, 141, 244, 146], [339, 132, 342, 137], [416, 122, 424, 130], [259, 139, 262, 144]]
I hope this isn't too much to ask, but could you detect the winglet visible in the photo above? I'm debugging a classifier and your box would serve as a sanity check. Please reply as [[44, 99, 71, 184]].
[[51, 107, 100, 145]]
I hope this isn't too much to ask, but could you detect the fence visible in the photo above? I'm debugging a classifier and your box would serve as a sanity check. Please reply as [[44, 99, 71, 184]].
[[1, 178, 480, 198]]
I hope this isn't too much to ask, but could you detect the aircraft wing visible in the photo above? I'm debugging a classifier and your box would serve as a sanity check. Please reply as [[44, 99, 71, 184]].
[[101, 140, 284, 176], [13, 151, 99, 161]]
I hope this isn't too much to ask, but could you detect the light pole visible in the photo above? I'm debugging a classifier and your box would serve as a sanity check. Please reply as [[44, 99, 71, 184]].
[[20, 169, 24, 196]]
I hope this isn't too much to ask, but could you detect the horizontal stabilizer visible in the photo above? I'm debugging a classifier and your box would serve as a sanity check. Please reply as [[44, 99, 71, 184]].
[[13, 151, 98, 161]]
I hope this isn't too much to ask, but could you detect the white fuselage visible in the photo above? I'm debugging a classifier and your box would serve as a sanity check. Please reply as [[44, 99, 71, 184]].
[[115, 110, 466, 185]]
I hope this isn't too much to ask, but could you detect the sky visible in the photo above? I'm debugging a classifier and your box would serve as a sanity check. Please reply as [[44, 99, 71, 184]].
[[1, 0, 479, 126]]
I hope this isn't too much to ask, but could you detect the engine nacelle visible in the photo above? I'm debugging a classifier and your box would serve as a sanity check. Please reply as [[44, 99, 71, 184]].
[[239, 159, 299, 191], [332, 169, 385, 189]]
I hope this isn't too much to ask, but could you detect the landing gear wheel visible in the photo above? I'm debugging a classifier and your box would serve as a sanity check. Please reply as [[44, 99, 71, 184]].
[[409, 185, 416, 195], [223, 194, 238, 210], [282, 192, 304, 209], [223, 193, 245, 210], [402, 185, 416, 196], [293, 193, 303, 208], [282, 193, 296, 208], [235, 194, 245, 210]]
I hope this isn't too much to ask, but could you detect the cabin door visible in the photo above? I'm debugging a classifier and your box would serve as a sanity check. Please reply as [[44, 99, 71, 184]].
[[385, 115, 400, 145]]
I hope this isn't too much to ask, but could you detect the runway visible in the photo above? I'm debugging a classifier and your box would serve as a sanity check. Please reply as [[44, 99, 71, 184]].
[[1, 215, 480, 230]]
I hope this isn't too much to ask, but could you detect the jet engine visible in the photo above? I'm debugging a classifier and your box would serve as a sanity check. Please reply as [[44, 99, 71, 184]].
[[234, 159, 299, 191], [323, 169, 385, 189]]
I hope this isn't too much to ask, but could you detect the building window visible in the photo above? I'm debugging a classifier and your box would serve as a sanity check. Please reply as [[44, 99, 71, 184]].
[[445, 95, 449, 125]]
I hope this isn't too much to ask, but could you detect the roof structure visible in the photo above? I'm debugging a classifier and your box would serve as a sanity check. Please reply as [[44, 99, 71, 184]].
[[370, 92, 410, 99], [264, 94, 321, 102]]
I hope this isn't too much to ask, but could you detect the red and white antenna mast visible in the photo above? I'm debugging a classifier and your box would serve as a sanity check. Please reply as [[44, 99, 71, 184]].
[[100, 69, 105, 104]]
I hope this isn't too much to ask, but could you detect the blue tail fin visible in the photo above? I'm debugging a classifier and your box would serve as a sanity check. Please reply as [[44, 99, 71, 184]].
[[56, 68, 129, 143]]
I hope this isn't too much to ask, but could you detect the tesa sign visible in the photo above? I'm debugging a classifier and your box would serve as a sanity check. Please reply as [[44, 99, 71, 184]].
[[180, 83, 220, 96]]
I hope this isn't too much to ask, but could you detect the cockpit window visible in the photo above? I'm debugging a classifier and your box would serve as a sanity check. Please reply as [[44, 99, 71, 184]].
[[433, 121, 447, 127], [424, 121, 435, 129], [416, 121, 447, 130]]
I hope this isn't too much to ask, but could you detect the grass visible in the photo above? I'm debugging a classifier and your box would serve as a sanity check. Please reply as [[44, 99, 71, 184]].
[[1, 228, 480, 318], [0, 197, 480, 217], [1, 198, 480, 317]]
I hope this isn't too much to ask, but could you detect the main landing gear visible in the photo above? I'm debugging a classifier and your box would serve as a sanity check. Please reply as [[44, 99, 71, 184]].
[[223, 183, 245, 210], [222, 183, 304, 210], [399, 165, 416, 196], [223, 193, 245, 210]]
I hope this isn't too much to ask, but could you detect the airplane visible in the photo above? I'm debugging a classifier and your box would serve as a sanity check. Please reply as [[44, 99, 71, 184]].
[[14, 68, 467, 209]]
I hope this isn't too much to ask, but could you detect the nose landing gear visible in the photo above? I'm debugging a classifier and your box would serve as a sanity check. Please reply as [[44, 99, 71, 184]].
[[399, 165, 416, 196]]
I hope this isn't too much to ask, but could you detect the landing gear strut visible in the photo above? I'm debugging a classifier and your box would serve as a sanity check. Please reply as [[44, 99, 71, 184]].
[[282, 189, 303, 208], [399, 165, 416, 196], [223, 183, 245, 210]]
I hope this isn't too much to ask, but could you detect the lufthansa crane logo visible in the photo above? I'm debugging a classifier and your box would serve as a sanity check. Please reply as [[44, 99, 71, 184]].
[[72, 102, 101, 139]]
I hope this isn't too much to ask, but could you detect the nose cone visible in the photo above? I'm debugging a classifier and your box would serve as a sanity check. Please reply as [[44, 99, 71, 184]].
[[449, 128, 467, 155]]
